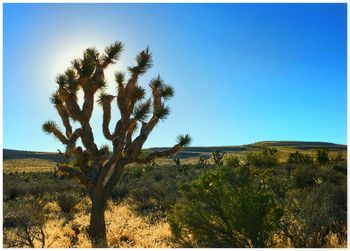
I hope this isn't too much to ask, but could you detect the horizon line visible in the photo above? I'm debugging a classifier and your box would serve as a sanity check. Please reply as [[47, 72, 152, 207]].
[[3, 139, 347, 153]]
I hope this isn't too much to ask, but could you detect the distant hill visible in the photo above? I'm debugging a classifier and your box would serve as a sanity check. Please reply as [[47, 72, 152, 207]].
[[4, 141, 346, 161], [148, 141, 347, 158], [247, 141, 347, 149], [3, 149, 64, 161]]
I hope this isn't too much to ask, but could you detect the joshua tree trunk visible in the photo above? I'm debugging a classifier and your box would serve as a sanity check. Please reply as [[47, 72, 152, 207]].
[[42, 42, 191, 247], [89, 188, 107, 248]]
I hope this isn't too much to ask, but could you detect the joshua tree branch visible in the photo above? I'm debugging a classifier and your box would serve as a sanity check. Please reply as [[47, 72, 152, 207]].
[[104, 160, 128, 192], [66, 128, 83, 154], [42, 121, 68, 145], [55, 103, 72, 137], [52, 128, 68, 145], [98, 94, 115, 140], [96, 155, 119, 187], [82, 90, 95, 121], [58, 88, 82, 121], [80, 123, 99, 156], [135, 144, 183, 164], [126, 116, 159, 159]]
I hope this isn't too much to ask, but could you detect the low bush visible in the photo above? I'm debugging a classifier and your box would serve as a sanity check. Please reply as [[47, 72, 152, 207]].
[[224, 155, 240, 168], [287, 151, 313, 165], [293, 165, 318, 188], [168, 165, 282, 247], [245, 147, 279, 168]]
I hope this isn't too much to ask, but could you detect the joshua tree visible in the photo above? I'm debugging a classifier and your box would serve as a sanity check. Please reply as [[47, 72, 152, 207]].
[[42, 41, 191, 247], [196, 156, 208, 169], [173, 154, 190, 173], [212, 150, 225, 165]]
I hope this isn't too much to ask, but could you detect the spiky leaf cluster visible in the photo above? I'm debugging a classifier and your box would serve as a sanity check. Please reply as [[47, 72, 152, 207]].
[[157, 103, 170, 120], [150, 76, 174, 99], [161, 85, 175, 100], [177, 134, 192, 147], [42, 120, 59, 134], [133, 99, 152, 121], [80, 48, 99, 78], [133, 86, 146, 101], [128, 47, 153, 75], [150, 75, 163, 89], [115, 72, 125, 85], [102, 41, 123, 66], [97, 93, 115, 106], [50, 92, 62, 105]]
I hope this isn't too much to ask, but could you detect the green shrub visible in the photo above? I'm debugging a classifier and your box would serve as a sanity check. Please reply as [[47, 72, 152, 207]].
[[287, 151, 313, 165], [293, 165, 318, 188], [129, 167, 143, 179], [224, 155, 240, 168], [168, 166, 282, 247], [245, 147, 279, 168]]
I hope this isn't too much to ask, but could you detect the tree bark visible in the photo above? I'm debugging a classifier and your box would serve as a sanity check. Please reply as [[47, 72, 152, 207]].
[[89, 188, 107, 248]]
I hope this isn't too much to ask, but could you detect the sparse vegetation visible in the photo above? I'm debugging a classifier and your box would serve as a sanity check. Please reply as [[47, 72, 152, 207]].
[[224, 155, 240, 168], [245, 147, 279, 168], [3, 144, 347, 248], [287, 151, 313, 165]]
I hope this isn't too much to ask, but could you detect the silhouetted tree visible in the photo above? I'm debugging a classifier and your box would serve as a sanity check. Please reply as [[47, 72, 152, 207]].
[[42, 42, 191, 247]]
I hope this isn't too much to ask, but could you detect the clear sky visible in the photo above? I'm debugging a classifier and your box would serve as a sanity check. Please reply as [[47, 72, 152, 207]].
[[4, 3, 347, 151]]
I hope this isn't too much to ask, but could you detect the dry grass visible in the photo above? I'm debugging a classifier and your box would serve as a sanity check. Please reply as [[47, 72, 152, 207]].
[[39, 200, 174, 248], [3, 158, 56, 173]]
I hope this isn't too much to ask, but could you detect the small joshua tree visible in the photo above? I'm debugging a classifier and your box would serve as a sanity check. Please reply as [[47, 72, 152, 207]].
[[42, 41, 191, 247], [212, 150, 225, 165], [196, 156, 208, 169], [173, 154, 190, 173], [287, 151, 313, 165]]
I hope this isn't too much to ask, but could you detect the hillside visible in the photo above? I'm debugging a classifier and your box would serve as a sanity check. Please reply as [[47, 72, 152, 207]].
[[3, 149, 64, 161], [4, 141, 347, 161]]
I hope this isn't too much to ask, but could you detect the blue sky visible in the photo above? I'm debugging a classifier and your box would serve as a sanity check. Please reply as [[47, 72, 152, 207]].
[[4, 3, 347, 151]]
